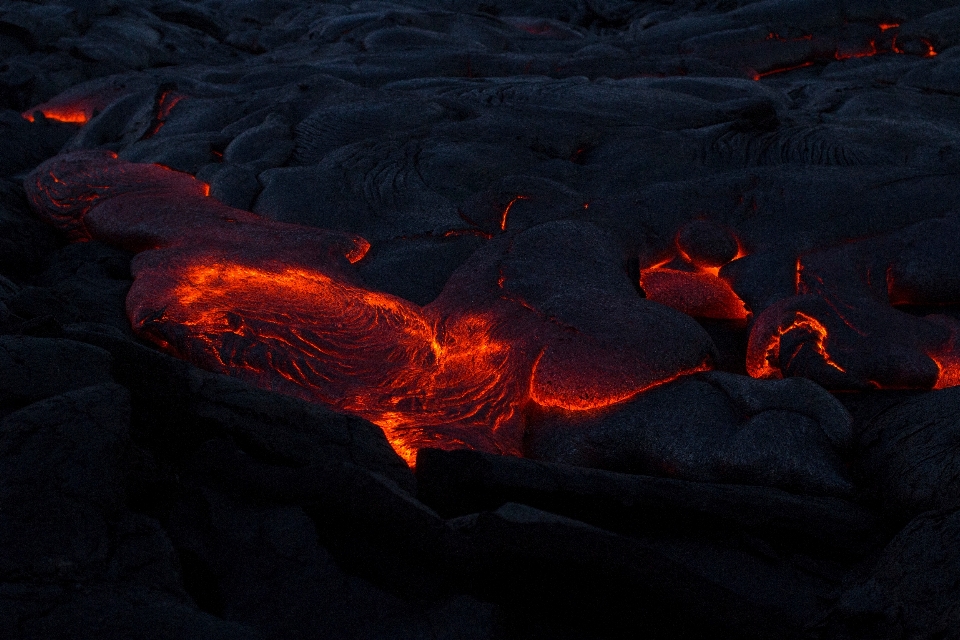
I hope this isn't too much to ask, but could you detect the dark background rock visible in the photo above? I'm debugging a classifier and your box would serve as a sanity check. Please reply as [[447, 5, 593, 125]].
[[526, 372, 854, 498], [858, 386, 960, 518]]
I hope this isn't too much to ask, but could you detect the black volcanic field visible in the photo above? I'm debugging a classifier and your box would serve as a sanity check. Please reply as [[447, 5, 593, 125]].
[[3, 1, 960, 638]]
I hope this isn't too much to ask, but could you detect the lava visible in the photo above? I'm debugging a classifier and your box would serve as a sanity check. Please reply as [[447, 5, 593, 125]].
[[923, 316, 960, 390], [751, 22, 938, 82], [499, 195, 528, 232], [143, 90, 185, 138], [21, 85, 129, 125], [638, 223, 749, 321], [835, 40, 877, 61], [751, 62, 815, 81], [747, 310, 845, 380], [138, 258, 525, 465], [26, 151, 714, 465], [21, 107, 90, 124], [530, 353, 711, 411]]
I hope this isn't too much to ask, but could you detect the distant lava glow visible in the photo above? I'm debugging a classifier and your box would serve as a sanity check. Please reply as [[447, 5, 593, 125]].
[[752, 22, 937, 80], [26, 151, 714, 466]]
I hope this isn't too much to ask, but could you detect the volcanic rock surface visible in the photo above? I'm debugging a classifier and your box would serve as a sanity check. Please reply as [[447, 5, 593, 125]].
[[4, 0, 960, 638]]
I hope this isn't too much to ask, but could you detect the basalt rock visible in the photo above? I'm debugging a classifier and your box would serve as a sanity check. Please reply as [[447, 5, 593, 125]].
[[821, 508, 960, 640], [526, 371, 853, 497], [5, 0, 960, 638], [858, 386, 960, 518]]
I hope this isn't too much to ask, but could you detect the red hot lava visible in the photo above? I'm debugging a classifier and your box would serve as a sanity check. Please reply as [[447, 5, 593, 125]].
[[26, 151, 715, 465]]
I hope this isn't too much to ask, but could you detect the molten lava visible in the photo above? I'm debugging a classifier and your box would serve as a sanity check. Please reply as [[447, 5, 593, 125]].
[[141, 260, 525, 465], [499, 195, 528, 232], [26, 151, 715, 465], [752, 22, 938, 81], [751, 62, 815, 81], [22, 107, 90, 124]]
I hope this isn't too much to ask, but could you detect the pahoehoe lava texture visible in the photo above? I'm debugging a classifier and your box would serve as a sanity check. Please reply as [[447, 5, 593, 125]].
[[5, 0, 960, 638]]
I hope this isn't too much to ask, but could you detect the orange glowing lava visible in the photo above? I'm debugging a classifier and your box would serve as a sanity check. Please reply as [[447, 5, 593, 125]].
[[747, 311, 845, 380], [835, 40, 877, 60], [143, 90, 185, 138], [751, 61, 815, 81], [21, 87, 128, 125], [142, 260, 524, 465], [22, 106, 90, 124], [931, 350, 960, 390], [27, 151, 716, 465], [530, 353, 711, 411], [925, 316, 960, 390]]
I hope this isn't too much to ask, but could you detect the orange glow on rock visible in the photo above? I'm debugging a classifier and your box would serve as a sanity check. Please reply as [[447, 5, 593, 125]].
[[21, 86, 128, 125], [835, 40, 877, 61], [345, 237, 370, 263], [926, 317, 960, 390], [747, 311, 845, 380], [639, 227, 749, 321], [530, 353, 711, 411], [878, 23, 900, 31], [499, 195, 528, 232], [751, 61, 815, 81], [640, 268, 748, 320], [931, 350, 960, 390], [143, 90, 185, 138]]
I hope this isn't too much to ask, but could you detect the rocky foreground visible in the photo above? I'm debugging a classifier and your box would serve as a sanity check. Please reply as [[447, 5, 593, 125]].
[[3, 1, 960, 638]]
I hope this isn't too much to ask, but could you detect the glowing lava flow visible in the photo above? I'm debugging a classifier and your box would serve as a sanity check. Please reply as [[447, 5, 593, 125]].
[[22, 107, 89, 124], [143, 90, 185, 138], [141, 260, 524, 465], [26, 150, 715, 465], [922, 315, 960, 390], [21, 87, 128, 124]]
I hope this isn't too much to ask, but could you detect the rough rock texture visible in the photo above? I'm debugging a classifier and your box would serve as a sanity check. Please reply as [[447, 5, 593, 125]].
[[858, 386, 960, 518], [3, 0, 960, 637], [526, 372, 854, 497]]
